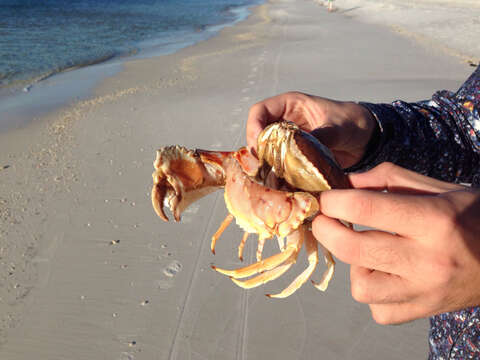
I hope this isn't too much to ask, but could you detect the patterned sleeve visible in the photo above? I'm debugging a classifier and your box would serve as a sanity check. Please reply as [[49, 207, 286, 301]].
[[346, 65, 480, 359], [347, 65, 480, 187]]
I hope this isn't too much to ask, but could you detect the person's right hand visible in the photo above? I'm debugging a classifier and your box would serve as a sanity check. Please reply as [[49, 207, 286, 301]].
[[313, 163, 479, 324], [246, 92, 377, 168]]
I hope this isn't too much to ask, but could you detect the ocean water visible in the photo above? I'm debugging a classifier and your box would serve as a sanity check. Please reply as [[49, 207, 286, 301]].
[[0, 0, 261, 92]]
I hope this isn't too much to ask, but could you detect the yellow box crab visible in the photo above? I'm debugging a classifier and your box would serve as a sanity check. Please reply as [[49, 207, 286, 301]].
[[151, 122, 350, 298]]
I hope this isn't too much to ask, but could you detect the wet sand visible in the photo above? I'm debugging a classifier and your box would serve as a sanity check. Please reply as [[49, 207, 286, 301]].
[[0, 0, 474, 359]]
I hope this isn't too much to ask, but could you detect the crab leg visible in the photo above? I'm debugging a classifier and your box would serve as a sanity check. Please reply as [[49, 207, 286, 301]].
[[230, 229, 304, 289], [312, 243, 336, 291], [231, 260, 295, 289], [238, 232, 249, 261], [267, 227, 319, 298], [211, 214, 234, 255], [311, 223, 346, 291], [256, 236, 266, 261], [212, 241, 297, 279]]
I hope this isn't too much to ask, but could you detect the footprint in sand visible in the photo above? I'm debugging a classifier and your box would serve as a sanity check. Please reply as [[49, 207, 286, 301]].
[[118, 352, 134, 360], [158, 260, 183, 289], [163, 260, 182, 277]]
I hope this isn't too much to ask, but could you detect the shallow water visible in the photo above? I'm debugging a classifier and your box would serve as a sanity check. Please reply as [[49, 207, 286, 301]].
[[0, 0, 260, 92]]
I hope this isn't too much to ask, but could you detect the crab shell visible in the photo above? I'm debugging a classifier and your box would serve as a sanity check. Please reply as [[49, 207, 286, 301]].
[[257, 122, 350, 193]]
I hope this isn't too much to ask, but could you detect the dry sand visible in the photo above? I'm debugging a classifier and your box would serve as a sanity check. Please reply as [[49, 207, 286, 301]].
[[318, 0, 480, 65], [0, 0, 475, 359]]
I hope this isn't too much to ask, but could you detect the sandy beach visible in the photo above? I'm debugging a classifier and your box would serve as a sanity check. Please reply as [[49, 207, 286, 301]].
[[0, 0, 476, 359], [325, 0, 480, 65]]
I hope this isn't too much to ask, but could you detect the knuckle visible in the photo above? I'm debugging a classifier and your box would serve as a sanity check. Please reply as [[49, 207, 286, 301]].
[[317, 226, 341, 252], [312, 215, 329, 237], [350, 192, 375, 222], [285, 91, 306, 99], [349, 267, 373, 303], [285, 91, 301, 97], [314, 218, 355, 261], [359, 241, 400, 269], [374, 162, 397, 180], [350, 278, 371, 303], [370, 307, 394, 325], [376, 161, 396, 174], [248, 102, 264, 115]]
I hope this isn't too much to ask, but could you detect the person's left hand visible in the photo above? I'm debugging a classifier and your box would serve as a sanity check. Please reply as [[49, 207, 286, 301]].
[[312, 162, 480, 324]]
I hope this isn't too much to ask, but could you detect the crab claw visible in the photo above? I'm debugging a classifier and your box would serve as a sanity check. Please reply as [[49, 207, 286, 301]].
[[151, 174, 169, 221], [151, 146, 229, 222]]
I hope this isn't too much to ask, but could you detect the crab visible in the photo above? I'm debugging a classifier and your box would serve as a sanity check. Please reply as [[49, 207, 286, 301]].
[[151, 122, 350, 298]]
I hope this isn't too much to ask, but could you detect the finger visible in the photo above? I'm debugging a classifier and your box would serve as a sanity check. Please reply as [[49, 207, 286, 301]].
[[246, 97, 286, 151], [349, 162, 465, 194], [312, 214, 411, 275], [318, 188, 433, 237], [350, 266, 417, 304], [369, 302, 431, 325]]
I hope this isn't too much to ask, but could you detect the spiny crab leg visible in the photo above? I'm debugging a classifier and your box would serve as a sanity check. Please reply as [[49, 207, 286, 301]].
[[267, 227, 319, 298]]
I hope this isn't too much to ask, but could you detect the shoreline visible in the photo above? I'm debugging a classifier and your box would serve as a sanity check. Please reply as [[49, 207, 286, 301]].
[[0, 0, 474, 358], [0, 0, 262, 133], [2, 0, 477, 134]]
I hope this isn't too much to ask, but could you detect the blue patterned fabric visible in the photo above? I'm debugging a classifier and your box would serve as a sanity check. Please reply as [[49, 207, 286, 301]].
[[348, 65, 480, 359]]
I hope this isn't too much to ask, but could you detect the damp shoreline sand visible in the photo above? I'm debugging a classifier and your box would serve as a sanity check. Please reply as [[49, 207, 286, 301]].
[[0, 1, 475, 358]]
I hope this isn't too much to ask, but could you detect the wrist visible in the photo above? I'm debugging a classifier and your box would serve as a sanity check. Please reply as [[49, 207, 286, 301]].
[[360, 106, 381, 160], [345, 103, 383, 172]]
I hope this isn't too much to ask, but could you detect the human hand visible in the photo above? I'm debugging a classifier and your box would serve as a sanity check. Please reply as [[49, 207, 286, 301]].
[[312, 162, 480, 324], [246, 92, 376, 168]]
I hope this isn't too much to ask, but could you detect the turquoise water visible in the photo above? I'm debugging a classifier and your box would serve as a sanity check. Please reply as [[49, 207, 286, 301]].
[[0, 0, 261, 91]]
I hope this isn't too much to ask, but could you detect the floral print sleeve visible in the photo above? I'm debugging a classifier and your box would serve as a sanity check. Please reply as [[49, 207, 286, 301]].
[[348, 65, 480, 187], [348, 65, 480, 360]]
